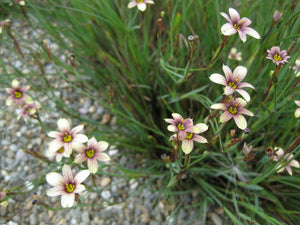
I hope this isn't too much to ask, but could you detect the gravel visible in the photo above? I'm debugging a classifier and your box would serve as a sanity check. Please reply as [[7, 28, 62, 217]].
[[0, 18, 221, 225]]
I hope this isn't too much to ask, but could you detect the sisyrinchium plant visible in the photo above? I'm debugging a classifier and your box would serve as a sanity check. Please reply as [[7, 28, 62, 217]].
[[1, 0, 300, 224]]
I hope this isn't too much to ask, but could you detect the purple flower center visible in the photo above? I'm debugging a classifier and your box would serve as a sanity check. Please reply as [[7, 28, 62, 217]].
[[65, 183, 75, 193], [14, 91, 22, 98], [228, 104, 238, 115], [63, 132, 72, 142], [273, 54, 282, 61], [86, 149, 95, 158], [186, 132, 193, 140]]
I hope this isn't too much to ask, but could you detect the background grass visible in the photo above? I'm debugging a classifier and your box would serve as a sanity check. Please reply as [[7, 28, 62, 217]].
[[1, 0, 300, 224]]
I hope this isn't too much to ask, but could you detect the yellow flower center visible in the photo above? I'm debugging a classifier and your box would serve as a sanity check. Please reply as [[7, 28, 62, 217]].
[[228, 104, 238, 115], [234, 20, 245, 30], [86, 149, 95, 158], [65, 183, 75, 193], [273, 54, 282, 61], [177, 118, 185, 130], [228, 78, 238, 89], [63, 132, 72, 142], [186, 132, 194, 140], [14, 91, 22, 98], [137, 0, 144, 3], [56, 147, 64, 153]]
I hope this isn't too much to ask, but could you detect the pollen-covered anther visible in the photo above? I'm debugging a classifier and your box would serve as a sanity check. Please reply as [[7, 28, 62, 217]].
[[86, 149, 94, 158], [65, 183, 75, 193], [273, 54, 282, 61], [63, 132, 72, 142], [14, 91, 22, 98], [186, 132, 194, 140]]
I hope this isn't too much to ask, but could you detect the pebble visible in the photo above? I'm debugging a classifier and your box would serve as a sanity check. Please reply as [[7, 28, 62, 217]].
[[100, 177, 111, 187]]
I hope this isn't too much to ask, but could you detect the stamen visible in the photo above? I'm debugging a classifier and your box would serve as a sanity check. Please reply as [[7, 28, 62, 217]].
[[137, 0, 144, 3], [186, 133, 193, 140], [234, 23, 240, 30], [14, 91, 22, 98], [177, 123, 185, 130], [228, 81, 237, 89], [63, 132, 72, 142], [86, 149, 95, 158], [65, 183, 75, 193], [273, 54, 282, 61], [56, 147, 64, 153], [229, 106, 238, 115]]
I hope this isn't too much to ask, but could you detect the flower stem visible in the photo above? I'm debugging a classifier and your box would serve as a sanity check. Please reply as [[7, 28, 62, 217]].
[[183, 153, 190, 171], [207, 36, 229, 70]]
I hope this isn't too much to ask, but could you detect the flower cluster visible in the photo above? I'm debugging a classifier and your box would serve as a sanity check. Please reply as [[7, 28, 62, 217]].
[[165, 113, 208, 154], [209, 65, 254, 130], [46, 118, 110, 207], [5, 79, 42, 122]]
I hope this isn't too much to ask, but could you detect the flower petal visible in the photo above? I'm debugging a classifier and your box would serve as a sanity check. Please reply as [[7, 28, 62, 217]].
[[97, 141, 109, 151], [220, 12, 231, 23], [46, 172, 64, 186], [211, 103, 227, 110], [238, 82, 255, 89], [195, 123, 208, 133], [222, 64, 233, 81], [95, 153, 110, 162], [237, 30, 247, 43], [229, 8, 240, 22], [47, 187, 65, 197], [71, 125, 84, 135], [289, 160, 300, 168], [128, 1, 137, 8], [61, 193, 75, 208], [220, 111, 233, 123], [167, 125, 178, 132], [239, 108, 254, 116], [74, 154, 87, 164], [62, 164, 73, 182], [224, 86, 234, 95], [240, 17, 252, 26], [137, 3, 147, 11], [88, 159, 98, 174], [236, 89, 251, 102], [182, 140, 193, 154], [209, 73, 227, 85], [243, 27, 261, 39], [73, 134, 88, 144], [74, 170, 90, 184], [233, 66, 247, 81], [221, 23, 236, 36], [172, 113, 183, 120], [48, 131, 62, 139], [75, 184, 86, 193], [233, 114, 247, 130], [193, 135, 208, 143], [295, 108, 300, 118], [58, 118, 70, 132]]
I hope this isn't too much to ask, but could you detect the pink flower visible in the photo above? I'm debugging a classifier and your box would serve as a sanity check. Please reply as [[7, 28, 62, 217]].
[[210, 98, 254, 130], [273, 147, 299, 176], [209, 65, 255, 102], [48, 118, 88, 157], [128, 0, 154, 12], [220, 8, 260, 43], [181, 123, 208, 154], [165, 113, 201, 139], [46, 164, 90, 208], [228, 48, 242, 61], [74, 137, 110, 174], [5, 79, 32, 106], [0, 19, 10, 34], [273, 10, 282, 23], [292, 57, 300, 77], [266, 46, 290, 65], [17, 102, 40, 121], [295, 101, 300, 118]]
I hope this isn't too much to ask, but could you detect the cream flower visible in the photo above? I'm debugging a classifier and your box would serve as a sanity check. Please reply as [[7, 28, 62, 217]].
[[273, 147, 299, 176], [46, 165, 90, 208], [128, 0, 154, 12]]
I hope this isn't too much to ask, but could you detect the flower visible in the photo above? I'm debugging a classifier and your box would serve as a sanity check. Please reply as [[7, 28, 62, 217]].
[[220, 8, 260, 42], [266, 46, 290, 65], [210, 98, 254, 130], [273, 147, 299, 176], [181, 123, 208, 154], [128, 0, 154, 12], [228, 48, 242, 61], [209, 65, 255, 102], [165, 113, 201, 139], [5, 79, 32, 106], [17, 102, 40, 121], [46, 145, 67, 162], [0, 19, 10, 34], [0, 191, 8, 207], [295, 101, 300, 118], [292, 57, 300, 77], [48, 118, 88, 157], [46, 164, 90, 208], [273, 10, 282, 23], [74, 137, 110, 174]]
